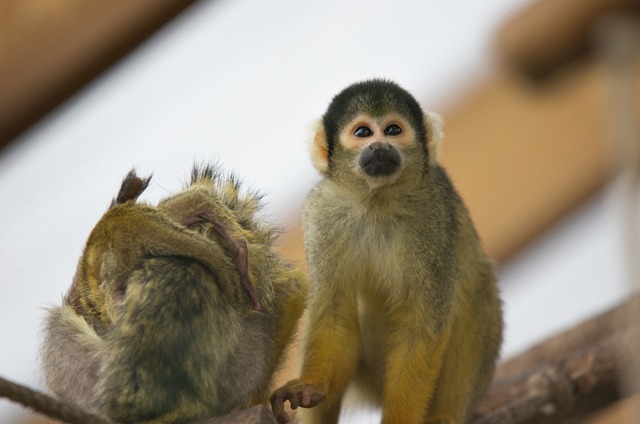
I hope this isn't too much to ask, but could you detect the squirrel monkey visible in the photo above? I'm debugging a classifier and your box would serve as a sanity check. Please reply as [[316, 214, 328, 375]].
[[41, 165, 307, 424], [271, 80, 503, 424]]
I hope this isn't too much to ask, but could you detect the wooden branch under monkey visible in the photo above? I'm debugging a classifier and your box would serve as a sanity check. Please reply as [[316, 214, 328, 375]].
[[40, 165, 307, 424]]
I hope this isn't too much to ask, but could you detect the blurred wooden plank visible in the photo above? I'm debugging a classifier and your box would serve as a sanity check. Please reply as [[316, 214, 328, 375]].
[[495, 0, 638, 76], [0, 0, 198, 148], [439, 59, 619, 261]]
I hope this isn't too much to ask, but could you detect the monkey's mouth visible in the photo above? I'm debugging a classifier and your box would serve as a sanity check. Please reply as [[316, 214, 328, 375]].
[[359, 142, 401, 177]]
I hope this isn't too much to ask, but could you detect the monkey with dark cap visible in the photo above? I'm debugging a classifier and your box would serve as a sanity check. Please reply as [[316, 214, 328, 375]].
[[41, 165, 307, 424], [271, 80, 502, 424]]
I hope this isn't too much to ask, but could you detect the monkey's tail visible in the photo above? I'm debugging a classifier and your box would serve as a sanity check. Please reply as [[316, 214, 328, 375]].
[[0, 375, 115, 424]]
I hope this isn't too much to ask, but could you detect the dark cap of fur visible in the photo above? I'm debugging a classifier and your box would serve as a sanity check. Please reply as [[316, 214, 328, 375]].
[[322, 79, 426, 158]]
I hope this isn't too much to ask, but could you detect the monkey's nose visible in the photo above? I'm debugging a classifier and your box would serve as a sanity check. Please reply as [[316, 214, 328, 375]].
[[368, 142, 392, 151], [359, 142, 401, 177]]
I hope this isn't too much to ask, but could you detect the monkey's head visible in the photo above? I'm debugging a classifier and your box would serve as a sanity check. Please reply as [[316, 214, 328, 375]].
[[310, 79, 443, 190]]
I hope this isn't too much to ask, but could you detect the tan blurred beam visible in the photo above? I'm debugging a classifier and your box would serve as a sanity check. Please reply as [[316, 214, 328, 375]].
[[0, 0, 199, 149], [439, 60, 619, 261], [496, 0, 639, 77]]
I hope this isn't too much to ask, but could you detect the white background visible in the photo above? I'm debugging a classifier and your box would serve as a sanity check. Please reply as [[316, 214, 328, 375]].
[[0, 0, 635, 422]]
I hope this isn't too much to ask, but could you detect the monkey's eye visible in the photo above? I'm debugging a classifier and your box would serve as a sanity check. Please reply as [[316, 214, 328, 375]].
[[354, 126, 373, 137], [384, 124, 402, 136]]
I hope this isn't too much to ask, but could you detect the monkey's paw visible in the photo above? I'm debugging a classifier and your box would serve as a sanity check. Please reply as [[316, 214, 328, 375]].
[[270, 380, 326, 423]]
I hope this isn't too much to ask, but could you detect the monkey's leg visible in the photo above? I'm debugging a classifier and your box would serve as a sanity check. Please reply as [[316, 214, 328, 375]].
[[271, 271, 308, 360], [422, 357, 477, 424], [381, 323, 452, 424], [425, 315, 495, 423]]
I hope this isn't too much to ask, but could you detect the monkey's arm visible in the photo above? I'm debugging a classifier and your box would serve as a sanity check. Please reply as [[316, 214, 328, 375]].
[[86, 204, 248, 309], [271, 268, 307, 358], [246, 267, 308, 407], [270, 287, 359, 423]]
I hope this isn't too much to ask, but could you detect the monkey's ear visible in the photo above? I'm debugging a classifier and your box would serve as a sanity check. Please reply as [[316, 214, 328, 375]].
[[111, 170, 151, 207], [309, 120, 330, 175], [424, 112, 444, 167]]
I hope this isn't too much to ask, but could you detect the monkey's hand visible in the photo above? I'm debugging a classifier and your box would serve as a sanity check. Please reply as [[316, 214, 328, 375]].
[[181, 211, 261, 310], [270, 380, 326, 423]]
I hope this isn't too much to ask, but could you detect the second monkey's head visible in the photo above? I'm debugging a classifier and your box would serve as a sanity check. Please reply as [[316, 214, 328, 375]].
[[310, 79, 443, 190]]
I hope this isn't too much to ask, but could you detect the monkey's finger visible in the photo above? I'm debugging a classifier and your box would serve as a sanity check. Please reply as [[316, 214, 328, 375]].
[[288, 392, 300, 410], [270, 398, 291, 423], [234, 239, 261, 311], [301, 386, 326, 408], [270, 391, 292, 422], [300, 390, 311, 407], [276, 409, 291, 424], [273, 409, 290, 424]]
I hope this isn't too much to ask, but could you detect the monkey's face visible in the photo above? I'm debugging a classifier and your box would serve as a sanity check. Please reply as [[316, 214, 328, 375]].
[[310, 80, 444, 191], [341, 113, 419, 183], [310, 112, 426, 191]]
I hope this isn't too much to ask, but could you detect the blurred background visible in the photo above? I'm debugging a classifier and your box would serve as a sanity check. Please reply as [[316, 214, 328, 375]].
[[0, 0, 638, 423]]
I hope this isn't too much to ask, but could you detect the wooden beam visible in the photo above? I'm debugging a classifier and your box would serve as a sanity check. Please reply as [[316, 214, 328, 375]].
[[439, 60, 618, 261], [495, 0, 639, 76], [0, 0, 198, 148]]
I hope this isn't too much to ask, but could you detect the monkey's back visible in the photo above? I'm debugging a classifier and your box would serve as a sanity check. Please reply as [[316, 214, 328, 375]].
[[43, 256, 286, 423], [97, 256, 277, 422]]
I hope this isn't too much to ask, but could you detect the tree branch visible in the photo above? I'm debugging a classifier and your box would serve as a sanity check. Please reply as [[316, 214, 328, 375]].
[[0, 375, 277, 424], [472, 294, 639, 424], [2, 295, 637, 424]]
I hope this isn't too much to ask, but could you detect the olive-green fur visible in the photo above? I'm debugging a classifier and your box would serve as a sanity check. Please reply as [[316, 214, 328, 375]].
[[41, 165, 307, 423], [274, 80, 502, 424]]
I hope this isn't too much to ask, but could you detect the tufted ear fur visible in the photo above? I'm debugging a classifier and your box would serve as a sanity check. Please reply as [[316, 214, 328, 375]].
[[424, 112, 444, 167], [308, 120, 330, 175]]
